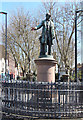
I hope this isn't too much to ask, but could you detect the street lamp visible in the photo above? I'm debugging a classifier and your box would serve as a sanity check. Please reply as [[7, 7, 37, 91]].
[[0, 12, 7, 81], [75, 10, 83, 82]]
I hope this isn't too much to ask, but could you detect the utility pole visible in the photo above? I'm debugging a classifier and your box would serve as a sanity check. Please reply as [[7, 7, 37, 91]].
[[75, 10, 83, 82]]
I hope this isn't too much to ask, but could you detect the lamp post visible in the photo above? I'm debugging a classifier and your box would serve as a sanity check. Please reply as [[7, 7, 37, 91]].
[[75, 10, 83, 82], [0, 12, 7, 81]]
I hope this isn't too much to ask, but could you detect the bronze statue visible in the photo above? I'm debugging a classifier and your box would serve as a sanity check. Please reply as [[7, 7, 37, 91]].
[[31, 13, 55, 56]]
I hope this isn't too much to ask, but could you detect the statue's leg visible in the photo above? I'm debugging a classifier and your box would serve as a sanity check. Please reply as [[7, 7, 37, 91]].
[[44, 44, 47, 55], [43, 44, 45, 55], [40, 44, 42, 55], [40, 43, 46, 55], [40, 43, 47, 55], [48, 45, 51, 55], [40, 44, 43, 55]]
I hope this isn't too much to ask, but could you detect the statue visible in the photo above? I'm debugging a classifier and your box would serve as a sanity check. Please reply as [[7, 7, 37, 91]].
[[31, 13, 55, 56]]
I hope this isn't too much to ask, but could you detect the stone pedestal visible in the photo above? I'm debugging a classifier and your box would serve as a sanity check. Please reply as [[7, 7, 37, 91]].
[[35, 57, 57, 82]]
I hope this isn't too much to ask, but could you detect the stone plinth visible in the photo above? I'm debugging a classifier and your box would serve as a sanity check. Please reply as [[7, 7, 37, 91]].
[[35, 57, 57, 82]]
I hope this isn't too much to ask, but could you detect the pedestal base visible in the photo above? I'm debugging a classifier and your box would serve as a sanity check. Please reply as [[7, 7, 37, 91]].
[[35, 57, 57, 82]]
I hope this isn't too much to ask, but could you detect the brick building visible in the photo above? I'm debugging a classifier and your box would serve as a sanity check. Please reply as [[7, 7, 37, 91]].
[[0, 44, 17, 80]]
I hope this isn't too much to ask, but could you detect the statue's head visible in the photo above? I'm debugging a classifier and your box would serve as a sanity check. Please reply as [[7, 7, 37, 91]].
[[46, 12, 51, 20]]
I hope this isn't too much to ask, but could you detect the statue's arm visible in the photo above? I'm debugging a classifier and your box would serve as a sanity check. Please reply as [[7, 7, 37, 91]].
[[34, 21, 43, 30]]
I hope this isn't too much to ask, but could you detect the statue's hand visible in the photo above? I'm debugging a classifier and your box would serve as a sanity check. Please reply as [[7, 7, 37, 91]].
[[31, 27, 35, 31]]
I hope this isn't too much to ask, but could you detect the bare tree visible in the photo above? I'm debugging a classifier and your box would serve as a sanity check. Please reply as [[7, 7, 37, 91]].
[[40, 2, 80, 73], [7, 8, 40, 77], [1, 2, 81, 78]]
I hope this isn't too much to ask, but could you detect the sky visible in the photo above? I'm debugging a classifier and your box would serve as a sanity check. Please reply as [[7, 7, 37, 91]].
[[0, 0, 82, 23], [1, 2, 41, 14], [0, 1, 64, 45], [0, 1, 42, 44], [1, 2, 42, 22], [0, 0, 82, 64]]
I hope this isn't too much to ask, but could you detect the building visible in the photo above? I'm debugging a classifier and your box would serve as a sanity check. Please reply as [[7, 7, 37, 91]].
[[0, 44, 5, 80], [0, 44, 17, 80], [8, 53, 16, 79]]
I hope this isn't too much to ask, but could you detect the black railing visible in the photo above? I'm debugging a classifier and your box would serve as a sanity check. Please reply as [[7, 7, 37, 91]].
[[1, 80, 83, 119]]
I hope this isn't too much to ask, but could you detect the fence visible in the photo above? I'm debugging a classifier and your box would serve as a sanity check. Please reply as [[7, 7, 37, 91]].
[[1, 80, 83, 119]]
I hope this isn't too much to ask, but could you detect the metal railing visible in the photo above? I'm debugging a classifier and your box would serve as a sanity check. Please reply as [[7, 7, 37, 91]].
[[0, 80, 83, 119]]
